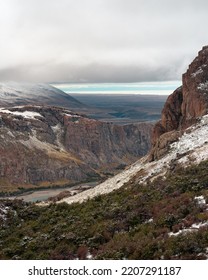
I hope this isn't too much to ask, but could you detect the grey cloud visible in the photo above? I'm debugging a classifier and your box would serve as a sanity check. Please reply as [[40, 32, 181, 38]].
[[0, 60, 183, 83], [0, 0, 207, 82]]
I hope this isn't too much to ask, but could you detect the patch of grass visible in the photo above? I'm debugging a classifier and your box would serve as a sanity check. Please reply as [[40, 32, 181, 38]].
[[47, 150, 83, 164], [37, 179, 73, 188]]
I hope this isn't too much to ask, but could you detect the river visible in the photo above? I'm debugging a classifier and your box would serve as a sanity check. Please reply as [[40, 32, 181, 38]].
[[6, 181, 99, 203]]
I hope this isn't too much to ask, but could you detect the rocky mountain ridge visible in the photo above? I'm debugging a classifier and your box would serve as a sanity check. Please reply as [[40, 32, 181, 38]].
[[151, 45, 208, 159], [0, 105, 152, 193]]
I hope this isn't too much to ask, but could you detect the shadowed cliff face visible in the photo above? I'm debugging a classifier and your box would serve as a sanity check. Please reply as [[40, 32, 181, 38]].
[[151, 46, 208, 160], [0, 106, 153, 192]]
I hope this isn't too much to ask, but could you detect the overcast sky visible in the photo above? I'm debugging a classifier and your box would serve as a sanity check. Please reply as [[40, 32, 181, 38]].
[[0, 0, 208, 83]]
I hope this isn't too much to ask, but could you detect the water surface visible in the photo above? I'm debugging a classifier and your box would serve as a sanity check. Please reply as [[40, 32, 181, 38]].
[[52, 81, 181, 95], [8, 182, 98, 203]]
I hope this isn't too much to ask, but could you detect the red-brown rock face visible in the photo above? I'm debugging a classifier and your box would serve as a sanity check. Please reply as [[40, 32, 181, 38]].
[[181, 46, 208, 126], [151, 46, 208, 160], [0, 106, 153, 192]]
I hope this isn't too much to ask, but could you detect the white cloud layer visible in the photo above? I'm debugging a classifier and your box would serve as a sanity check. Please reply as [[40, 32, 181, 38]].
[[0, 0, 207, 82]]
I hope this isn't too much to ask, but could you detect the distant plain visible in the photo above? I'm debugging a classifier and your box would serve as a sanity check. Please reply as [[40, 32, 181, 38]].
[[53, 81, 179, 124], [69, 94, 168, 124]]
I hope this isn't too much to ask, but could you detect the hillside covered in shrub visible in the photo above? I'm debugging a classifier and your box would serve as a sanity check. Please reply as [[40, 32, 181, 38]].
[[1, 160, 208, 260]]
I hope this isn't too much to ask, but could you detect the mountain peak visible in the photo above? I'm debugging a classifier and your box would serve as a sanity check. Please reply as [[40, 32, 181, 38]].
[[151, 46, 208, 160], [202, 45, 208, 50]]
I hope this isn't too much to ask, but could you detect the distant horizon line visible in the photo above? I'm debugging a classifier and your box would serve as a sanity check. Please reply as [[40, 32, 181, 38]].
[[52, 80, 181, 96]]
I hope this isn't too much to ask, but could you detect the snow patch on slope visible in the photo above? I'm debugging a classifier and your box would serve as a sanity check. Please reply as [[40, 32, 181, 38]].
[[0, 108, 42, 119], [168, 221, 208, 237], [0, 204, 15, 223], [20, 130, 57, 152], [170, 114, 208, 153], [195, 196, 206, 206], [51, 124, 65, 151], [198, 81, 208, 91], [191, 67, 204, 77]]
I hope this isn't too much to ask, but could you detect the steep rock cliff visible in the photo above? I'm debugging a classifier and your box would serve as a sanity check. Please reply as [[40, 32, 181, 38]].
[[151, 46, 208, 160], [0, 106, 152, 192]]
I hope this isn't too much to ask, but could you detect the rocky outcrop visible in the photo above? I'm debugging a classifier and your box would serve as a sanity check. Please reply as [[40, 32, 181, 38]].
[[181, 46, 208, 126], [0, 106, 152, 193], [151, 46, 208, 160]]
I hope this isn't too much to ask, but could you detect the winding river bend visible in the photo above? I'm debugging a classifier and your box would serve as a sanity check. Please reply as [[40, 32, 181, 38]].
[[7, 182, 99, 203]]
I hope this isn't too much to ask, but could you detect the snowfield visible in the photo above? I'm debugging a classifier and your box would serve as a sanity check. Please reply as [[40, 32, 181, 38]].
[[59, 114, 208, 205], [0, 108, 42, 119]]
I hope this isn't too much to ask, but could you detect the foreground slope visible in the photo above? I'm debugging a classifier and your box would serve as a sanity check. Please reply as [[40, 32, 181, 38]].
[[1, 157, 208, 259]]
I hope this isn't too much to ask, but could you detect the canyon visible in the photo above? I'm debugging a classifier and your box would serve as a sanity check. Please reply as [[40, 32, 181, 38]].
[[0, 105, 152, 193]]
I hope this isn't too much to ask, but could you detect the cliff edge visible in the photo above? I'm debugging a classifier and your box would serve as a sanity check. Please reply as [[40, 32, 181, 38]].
[[151, 46, 208, 160]]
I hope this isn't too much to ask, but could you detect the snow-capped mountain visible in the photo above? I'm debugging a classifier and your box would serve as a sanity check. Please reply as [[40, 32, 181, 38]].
[[0, 82, 83, 109]]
